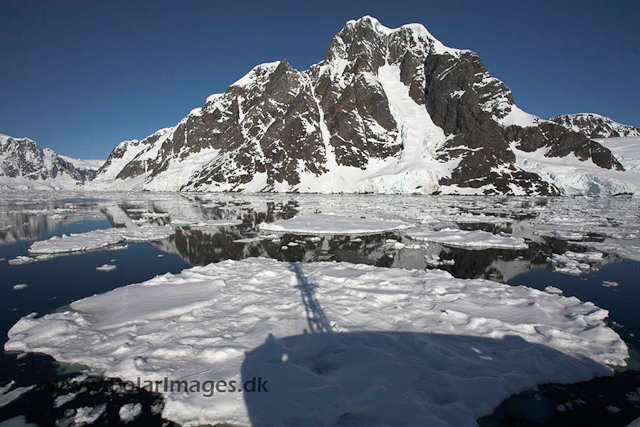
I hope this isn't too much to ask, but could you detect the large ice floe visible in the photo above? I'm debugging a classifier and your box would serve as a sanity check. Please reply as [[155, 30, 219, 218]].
[[28, 225, 175, 254], [259, 213, 411, 235], [5, 258, 627, 427], [408, 228, 529, 250]]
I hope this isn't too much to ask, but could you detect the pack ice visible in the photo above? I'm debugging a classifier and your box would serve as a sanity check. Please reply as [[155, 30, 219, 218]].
[[5, 258, 627, 427]]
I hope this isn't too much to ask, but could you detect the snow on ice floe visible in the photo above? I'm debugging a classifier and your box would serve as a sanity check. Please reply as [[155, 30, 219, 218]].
[[259, 213, 412, 235], [5, 258, 627, 427], [408, 228, 528, 250], [28, 225, 174, 255]]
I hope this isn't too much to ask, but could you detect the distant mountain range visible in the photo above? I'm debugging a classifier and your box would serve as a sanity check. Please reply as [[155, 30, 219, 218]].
[[0, 133, 102, 190], [2, 16, 639, 195]]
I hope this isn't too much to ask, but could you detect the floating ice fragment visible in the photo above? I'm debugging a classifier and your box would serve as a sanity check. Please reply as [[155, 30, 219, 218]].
[[409, 228, 528, 250], [118, 403, 142, 423], [260, 214, 411, 235], [29, 225, 174, 254]]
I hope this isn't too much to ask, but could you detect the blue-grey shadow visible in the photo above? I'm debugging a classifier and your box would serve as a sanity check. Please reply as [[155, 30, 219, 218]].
[[289, 263, 332, 334], [240, 331, 611, 427]]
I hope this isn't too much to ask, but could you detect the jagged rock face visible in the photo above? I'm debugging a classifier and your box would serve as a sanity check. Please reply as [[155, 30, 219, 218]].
[[0, 134, 98, 185], [94, 16, 633, 195], [424, 52, 625, 194], [548, 113, 640, 138]]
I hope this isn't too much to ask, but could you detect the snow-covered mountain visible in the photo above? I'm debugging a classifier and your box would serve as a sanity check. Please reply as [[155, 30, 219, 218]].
[[0, 133, 103, 189], [548, 113, 640, 139], [22, 17, 640, 195], [90, 16, 635, 195]]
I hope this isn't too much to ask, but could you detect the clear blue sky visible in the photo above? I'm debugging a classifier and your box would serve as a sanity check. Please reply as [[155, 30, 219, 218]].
[[1, 0, 638, 159]]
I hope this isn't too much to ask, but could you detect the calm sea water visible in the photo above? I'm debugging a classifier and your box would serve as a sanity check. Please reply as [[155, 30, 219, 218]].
[[0, 193, 638, 426]]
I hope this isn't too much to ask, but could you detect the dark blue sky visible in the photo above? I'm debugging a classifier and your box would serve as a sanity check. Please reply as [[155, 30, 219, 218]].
[[1, 0, 638, 159]]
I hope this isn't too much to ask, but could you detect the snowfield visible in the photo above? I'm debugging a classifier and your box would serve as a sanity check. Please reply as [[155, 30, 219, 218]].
[[258, 213, 412, 235], [5, 258, 627, 427]]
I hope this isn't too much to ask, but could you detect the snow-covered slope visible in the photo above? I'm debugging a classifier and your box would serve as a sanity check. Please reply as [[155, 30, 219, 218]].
[[0, 133, 103, 190], [549, 113, 640, 138]]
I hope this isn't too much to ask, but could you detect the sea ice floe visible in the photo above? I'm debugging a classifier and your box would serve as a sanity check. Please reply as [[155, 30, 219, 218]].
[[170, 219, 242, 227], [535, 230, 586, 241], [28, 225, 174, 255], [5, 258, 627, 427], [0, 381, 35, 408], [408, 228, 528, 250], [8, 256, 35, 266], [259, 213, 411, 235], [548, 251, 603, 275], [54, 392, 78, 408], [575, 242, 640, 262]]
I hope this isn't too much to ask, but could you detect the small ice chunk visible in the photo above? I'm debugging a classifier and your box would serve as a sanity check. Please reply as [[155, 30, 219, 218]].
[[602, 281, 619, 288], [118, 403, 142, 423], [54, 392, 78, 408], [544, 286, 563, 295], [8, 256, 35, 266], [73, 404, 106, 425], [12, 284, 28, 291], [96, 264, 117, 272], [607, 405, 621, 414]]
